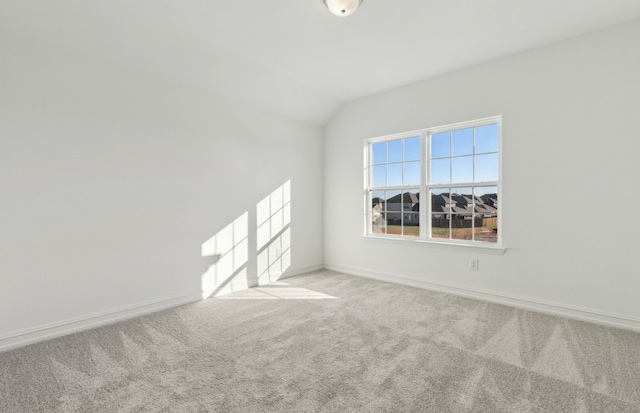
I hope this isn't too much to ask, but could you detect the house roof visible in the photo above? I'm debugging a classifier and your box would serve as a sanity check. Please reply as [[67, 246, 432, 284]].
[[380, 192, 497, 215], [431, 193, 498, 215], [386, 192, 419, 205], [371, 197, 386, 207], [4, 2, 640, 127]]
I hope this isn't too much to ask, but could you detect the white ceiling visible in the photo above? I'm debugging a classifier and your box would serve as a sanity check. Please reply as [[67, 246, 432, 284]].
[[3, 1, 640, 126]]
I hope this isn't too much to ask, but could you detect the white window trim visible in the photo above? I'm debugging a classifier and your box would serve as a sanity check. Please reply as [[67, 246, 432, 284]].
[[361, 234, 505, 255], [364, 116, 504, 253]]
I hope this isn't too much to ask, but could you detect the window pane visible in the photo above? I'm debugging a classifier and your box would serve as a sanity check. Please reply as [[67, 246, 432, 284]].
[[452, 156, 473, 183], [473, 213, 498, 242], [412, 195, 420, 211], [431, 188, 450, 214], [431, 214, 449, 239], [475, 153, 498, 182], [385, 191, 401, 211], [386, 213, 401, 233], [452, 128, 473, 156], [473, 187, 498, 242], [388, 163, 402, 186], [385, 190, 401, 234], [403, 161, 420, 185], [385, 220, 402, 235], [372, 142, 386, 165], [404, 137, 421, 161], [431, 132, 450, 158], [430, 158, 450, 184], [372, 221, 386, 234], [473, 186, 498, 213], [450, 188, 473, 214], [475, 124, 499, 154], [401, 191, 419, 213], [385, 190, 401, 201], [372, 165, 386, 186], [451, 214, 473, 241], [371, 191, 386, 234], [388, 140, 403, 163], [401, 190, 419, 237], [403, 213, 419, 237]]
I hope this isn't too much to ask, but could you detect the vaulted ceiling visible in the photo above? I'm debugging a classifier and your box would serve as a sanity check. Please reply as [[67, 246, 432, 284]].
[[3, 1, 640, 126]]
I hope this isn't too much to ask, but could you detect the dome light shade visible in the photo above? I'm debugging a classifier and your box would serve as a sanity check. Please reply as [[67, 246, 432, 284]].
[[323, 0, 363, 17]]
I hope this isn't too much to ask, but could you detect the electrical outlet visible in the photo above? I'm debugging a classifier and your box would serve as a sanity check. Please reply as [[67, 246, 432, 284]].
[[469, 258, 479, 271]]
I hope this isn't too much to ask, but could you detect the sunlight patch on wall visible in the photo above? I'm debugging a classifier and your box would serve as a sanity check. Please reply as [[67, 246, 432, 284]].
[[217, 281, 337, 300], [201, 212, 249, 298], [256, 180, 291, 283]]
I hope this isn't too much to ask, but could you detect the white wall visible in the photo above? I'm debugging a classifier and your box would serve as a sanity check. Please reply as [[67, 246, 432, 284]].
[[0, 34, 323, 350], [323, 19, 640, 330]]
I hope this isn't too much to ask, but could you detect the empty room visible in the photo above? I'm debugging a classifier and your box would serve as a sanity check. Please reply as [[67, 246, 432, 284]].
[[2, 1, 640, 411]]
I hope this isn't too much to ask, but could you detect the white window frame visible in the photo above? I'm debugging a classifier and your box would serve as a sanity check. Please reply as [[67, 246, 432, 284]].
[[364, 116, 503, 252]]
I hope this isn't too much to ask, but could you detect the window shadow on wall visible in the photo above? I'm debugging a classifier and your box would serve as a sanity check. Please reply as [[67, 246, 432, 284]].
[[200, 212, 249, 298], [199, 180, 294, 299], [256, 180, 291, 284]]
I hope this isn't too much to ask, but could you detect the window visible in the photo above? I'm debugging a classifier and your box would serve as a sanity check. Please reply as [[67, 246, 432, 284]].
[[365, 116, 501, 245]]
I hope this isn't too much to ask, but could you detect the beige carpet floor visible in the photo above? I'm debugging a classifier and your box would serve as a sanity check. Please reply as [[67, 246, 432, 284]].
[[1, 269, 639, 412]]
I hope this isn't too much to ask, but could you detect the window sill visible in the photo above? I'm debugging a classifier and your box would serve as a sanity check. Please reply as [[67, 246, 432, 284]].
[[362, 235, 506, 255]]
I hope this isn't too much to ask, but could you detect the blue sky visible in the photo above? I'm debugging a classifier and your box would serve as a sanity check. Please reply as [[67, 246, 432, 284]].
[[371, 124, 498, 188]]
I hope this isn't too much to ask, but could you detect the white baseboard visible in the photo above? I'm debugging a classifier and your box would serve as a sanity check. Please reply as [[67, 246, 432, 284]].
[[207, 264, 326, 294], [256, 263, 325, 284], [279, 263, 325, 280], [0, 293, 202, 353], [324, 263, 640, 332], [201, 279, 258, 298], [9, 261, 631, 353], [1, 263, 326, 353]]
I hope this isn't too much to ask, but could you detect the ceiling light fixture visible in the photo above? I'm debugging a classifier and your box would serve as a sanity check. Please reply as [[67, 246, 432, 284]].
[[323, 0, 363, 17]]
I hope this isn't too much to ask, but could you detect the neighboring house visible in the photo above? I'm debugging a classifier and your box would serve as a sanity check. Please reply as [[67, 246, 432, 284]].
[[385, 192, 419, 225], [371, 197, 386, 226], [431, 193, 498, 230], [375, 192, 498, 228], [432, 193, 497, 217]]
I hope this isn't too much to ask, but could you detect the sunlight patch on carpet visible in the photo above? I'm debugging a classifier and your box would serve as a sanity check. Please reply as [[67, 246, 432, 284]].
[[216, 281, 338, 300]]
